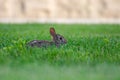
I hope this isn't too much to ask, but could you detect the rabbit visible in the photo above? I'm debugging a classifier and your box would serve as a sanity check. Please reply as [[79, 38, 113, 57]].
[[27, 27, 67, 47]]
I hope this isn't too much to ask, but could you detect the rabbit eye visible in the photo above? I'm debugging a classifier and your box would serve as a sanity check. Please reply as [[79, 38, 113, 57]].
[[59, 37, 62, 40]]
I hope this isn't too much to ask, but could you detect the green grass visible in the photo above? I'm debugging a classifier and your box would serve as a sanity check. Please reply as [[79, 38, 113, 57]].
[[0, 23, 120, 80]]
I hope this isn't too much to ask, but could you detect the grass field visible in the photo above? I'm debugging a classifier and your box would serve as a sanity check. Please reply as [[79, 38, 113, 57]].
[[0, 23, 120, 80]]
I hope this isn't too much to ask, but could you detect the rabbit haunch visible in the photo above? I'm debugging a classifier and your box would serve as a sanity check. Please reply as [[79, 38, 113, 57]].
[[27, 27, 67, 47]]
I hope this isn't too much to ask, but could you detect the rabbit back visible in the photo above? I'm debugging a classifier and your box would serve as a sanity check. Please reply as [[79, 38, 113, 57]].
[[27, 40, 53, 47]]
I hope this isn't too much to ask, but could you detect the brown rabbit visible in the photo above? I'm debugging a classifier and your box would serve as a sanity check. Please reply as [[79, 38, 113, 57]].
[[27, 27, 67, 47]]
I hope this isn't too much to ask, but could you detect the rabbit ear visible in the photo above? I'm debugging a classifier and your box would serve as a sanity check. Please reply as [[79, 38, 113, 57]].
[[50, 27, 56, 36]]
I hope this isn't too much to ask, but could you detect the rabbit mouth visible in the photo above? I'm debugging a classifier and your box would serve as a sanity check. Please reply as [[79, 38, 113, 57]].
[[62, 40, 67, 44], [60, 40, 67, 44]]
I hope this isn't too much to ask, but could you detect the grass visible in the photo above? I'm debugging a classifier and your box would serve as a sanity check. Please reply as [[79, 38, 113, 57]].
[[0, 23, 120, 80]]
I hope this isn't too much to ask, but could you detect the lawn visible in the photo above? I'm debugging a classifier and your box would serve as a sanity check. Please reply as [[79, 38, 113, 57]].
[[0, 23, 120, 80]]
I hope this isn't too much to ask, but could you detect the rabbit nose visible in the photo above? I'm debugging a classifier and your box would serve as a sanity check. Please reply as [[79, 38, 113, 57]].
[[64, 40, 67, 43]]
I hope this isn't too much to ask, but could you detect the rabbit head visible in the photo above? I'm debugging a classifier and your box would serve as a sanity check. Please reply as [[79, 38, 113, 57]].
[[50, 27, 67, 47]]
